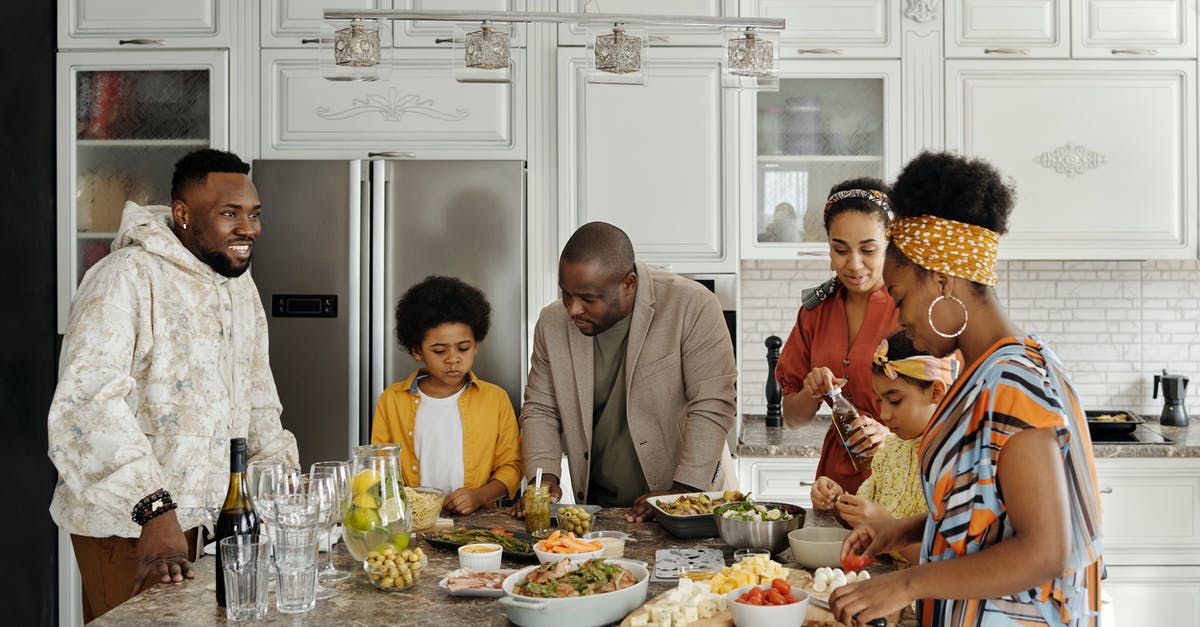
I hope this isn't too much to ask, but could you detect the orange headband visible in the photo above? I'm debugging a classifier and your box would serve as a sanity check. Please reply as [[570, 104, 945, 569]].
[[887, 215, 1000, 286]]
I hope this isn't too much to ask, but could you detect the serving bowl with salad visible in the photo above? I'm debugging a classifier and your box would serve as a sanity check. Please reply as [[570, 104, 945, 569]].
[[645, 491, 746, 538], [713, 501, 805, 552]]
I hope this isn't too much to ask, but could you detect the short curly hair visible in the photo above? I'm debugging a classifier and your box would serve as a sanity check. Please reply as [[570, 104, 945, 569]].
[[823, 177, 893, 234], [871, 331, 934, 390], [170, 149, 250, 202], [394, 276, 491, 353]]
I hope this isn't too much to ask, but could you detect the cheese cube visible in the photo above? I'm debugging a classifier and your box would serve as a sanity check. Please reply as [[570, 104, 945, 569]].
[[630, 613, 649, 627]]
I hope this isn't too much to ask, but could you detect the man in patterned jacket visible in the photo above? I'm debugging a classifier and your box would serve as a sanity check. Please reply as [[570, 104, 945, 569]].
[[48, 149, 298, 621]]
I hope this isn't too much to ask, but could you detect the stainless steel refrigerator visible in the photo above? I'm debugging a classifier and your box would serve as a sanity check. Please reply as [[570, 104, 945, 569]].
[[250, 160, 526, 469]]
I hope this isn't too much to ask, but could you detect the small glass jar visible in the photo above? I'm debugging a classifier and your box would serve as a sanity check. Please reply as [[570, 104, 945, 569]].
[[523, 485, 552, 538]]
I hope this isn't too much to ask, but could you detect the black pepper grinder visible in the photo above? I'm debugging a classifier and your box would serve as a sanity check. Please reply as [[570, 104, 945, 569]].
[[765, 335, 783, 427]]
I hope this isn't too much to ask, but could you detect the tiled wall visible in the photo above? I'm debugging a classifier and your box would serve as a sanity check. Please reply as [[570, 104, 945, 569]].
[[740, 259, 1200, 419]]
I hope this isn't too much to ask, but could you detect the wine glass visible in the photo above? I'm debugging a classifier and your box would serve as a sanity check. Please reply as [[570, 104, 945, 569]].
[[303, 472, 340, 598], [204, 470, 229, 534], [310, 461, 351, 583], [246, 460, 284, 511]]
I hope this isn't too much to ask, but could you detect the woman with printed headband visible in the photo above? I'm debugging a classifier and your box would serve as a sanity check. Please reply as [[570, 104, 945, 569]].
[[776, 178, 900, 495], [829, 152, 1103, 627]]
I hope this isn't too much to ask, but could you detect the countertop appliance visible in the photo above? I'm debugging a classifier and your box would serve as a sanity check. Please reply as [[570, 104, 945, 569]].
[[250, 160, 526, 469], [1153, 370, 1190, 427]]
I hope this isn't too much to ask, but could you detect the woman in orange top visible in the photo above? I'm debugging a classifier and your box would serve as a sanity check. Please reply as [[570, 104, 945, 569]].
[[775, 178, 899, 496]]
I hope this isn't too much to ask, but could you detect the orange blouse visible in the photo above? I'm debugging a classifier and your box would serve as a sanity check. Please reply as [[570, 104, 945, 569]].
[[775, 283, 899, 494]]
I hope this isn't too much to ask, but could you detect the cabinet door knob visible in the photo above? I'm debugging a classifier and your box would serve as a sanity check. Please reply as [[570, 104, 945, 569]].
[[118, 38, 165, 46], [434, 38, 461, 45], [301, 38, 332, 45], [1111, 48, 1157, 56], [1099, 486, 1113, 494], [796, 48, 843, 55], [798, 481, 814, 487], [367, 151, 416, 159], [983, 48, 1030, 55]]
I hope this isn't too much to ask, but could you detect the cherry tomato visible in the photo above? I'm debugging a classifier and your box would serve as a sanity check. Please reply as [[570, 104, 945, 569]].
[[771, 578, 791, 595], [784, 594, 799, 603], [766, 590, 786, 605], [841, 553, 876, 572]]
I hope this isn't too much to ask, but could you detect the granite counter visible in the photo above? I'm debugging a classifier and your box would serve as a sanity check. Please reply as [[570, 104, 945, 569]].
[[738, 414, 1200, 458], [93, 507, 907, 626]]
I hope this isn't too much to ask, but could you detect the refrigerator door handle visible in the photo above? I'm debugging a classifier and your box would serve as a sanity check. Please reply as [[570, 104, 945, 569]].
[[369, 160, 388, 414]]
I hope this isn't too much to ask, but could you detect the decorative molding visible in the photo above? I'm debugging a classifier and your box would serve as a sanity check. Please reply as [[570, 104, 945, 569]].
[[315, 88, 469, 122], [1034, 143, 1106, 177], [903, 0, 937, 23]]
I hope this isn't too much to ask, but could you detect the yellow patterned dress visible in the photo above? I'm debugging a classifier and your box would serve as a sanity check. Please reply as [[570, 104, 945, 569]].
[[855, 434, 925, 566]]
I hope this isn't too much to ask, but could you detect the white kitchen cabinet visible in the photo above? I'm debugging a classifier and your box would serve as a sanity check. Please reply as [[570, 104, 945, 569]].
[[1071, 0, 1196, 58], [557, 0, 737, 47], [739, 59, 900, 260], [740, 0, 901, 59], [260, 48, 526, 159], [946, 60, 1196, 260], [260, 0, 388, 48], [59, 0, 230, 48], [56, 50, 229, 333], [1104, 565, 1200, 626], [945, 0, 1070, 58], [557, 47, 736, 273], [736, 456, 819, 508], [1094, 457, 1200, 566]]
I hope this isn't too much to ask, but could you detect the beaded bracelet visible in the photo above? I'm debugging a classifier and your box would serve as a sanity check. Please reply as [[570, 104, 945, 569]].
[[131, 489, 177, 526]]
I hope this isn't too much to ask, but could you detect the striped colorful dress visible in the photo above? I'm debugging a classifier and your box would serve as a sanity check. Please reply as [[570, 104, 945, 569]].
[[918, 336, 1103, 626]]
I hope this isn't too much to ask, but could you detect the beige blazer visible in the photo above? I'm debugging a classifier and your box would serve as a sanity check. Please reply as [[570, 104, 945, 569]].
[[520, 262, 737, 502]]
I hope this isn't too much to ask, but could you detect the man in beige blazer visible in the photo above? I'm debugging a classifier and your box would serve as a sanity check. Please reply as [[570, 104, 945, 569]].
[[517, 222, 737, 522]]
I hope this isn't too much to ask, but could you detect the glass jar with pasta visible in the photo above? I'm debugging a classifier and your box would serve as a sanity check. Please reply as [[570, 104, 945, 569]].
[[404, 486, 446, 531]]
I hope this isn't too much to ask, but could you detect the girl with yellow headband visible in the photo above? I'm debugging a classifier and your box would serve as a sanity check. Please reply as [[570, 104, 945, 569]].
[[829, 152, 1103, 627], [812, 331, 958, 567]]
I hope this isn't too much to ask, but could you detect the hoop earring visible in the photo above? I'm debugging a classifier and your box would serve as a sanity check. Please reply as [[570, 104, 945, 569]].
[[928, 295, 968, 338]]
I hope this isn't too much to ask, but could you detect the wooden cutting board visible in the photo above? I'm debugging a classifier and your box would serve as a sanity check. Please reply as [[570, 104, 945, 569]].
[[619, 570, 902, 627]]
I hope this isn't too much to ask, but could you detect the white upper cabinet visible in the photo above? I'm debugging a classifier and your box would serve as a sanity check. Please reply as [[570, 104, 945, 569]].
[[59, 0, 230, 48], [261, 48, 526, 159], [260, 0, 388, 48], [946, 60, 1196, 259], [740, 60, 901, 259], [741, 0, 901, 59], [945, 0, 1070, 58], [1071, 0, 1196, 58], [557, 47, 736, 273], [557, 0, 737, 46]]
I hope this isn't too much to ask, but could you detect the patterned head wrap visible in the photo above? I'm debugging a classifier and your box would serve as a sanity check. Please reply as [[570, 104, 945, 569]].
[[887, 215, 1000, 286], [824, 189, 893, 221], [872, 338, 959, 386]]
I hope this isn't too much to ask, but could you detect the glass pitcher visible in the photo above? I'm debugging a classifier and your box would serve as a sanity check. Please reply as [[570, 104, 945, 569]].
[[344, 444, 411, 561]]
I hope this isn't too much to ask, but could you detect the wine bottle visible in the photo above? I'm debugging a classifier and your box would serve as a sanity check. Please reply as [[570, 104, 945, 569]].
[[215, 437, 260, 607]]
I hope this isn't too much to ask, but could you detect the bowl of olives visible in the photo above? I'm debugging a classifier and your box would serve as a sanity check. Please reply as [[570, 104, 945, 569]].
[[363, 546, 427, 591]]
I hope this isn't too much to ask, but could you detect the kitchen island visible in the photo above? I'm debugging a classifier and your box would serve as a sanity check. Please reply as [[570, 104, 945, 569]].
[[94, 506, 912, 626]]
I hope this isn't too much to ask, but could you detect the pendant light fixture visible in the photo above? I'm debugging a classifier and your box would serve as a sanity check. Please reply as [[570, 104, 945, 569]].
[[321, 9, 785, 89]]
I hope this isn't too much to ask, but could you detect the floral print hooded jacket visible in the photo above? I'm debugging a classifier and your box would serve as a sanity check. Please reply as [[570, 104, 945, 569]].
[[49, 202, 298, 538]]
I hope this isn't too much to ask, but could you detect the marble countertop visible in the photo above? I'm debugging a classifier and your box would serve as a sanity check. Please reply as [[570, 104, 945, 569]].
[[738, 414, 1200, 458], [94, 507, 913, 626]]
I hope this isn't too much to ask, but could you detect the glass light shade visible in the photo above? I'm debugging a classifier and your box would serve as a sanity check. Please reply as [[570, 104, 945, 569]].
[[587, 24, 648, 85], [454, 22, 512, 83], [321, 19, 391, 82], [722, 28, 780, 91]]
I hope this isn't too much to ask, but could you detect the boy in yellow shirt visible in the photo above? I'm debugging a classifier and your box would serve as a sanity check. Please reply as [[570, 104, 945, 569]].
[[371, 276, 522, 514]]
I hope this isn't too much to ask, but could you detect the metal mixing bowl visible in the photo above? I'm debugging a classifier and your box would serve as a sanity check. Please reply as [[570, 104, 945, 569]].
[[712, 501, 805, 553]]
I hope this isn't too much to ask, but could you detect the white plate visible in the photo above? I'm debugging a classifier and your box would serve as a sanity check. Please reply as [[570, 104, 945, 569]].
[[438, 569, 517, 597]]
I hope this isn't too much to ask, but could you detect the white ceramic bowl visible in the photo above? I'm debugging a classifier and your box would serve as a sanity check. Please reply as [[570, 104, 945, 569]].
[[458, 543, 503, 570], [582, 531, 628, 559], [533, 539, 605, 564], [498, 558, 650, 627], [726, 584, 810, 627], [787, 526, 851, 569]]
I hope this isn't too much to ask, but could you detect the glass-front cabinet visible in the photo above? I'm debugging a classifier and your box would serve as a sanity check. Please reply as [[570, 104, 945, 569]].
[[56, 50, 227, 331], [739, 59, 899, 259]]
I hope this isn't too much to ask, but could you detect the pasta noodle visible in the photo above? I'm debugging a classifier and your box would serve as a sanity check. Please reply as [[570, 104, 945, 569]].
[[405, 487, 444, 531]]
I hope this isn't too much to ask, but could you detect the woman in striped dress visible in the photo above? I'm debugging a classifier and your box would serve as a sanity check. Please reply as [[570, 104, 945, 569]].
[[829, 152, 1103, 627]]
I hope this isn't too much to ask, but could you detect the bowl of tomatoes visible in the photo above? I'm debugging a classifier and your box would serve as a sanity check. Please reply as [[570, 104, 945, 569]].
[[726, 578, 809, 627]]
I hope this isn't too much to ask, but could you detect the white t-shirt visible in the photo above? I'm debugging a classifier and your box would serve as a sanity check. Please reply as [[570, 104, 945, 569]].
[[413, 384, 467, 494]]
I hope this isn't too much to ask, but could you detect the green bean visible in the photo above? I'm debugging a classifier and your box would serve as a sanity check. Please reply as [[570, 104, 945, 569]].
[[432, 528, 532, 553]]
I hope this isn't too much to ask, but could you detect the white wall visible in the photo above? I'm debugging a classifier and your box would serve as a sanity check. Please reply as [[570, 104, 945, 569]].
[[740, 259, 1200, 418]]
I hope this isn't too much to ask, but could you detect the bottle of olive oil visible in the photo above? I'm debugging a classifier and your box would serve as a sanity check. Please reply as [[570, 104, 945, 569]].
[[214, 437, 259, 607], [828, 387, 871, 472]]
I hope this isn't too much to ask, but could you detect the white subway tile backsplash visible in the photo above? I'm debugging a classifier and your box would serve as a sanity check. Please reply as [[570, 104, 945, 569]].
[[739, 259, 1200, 417]]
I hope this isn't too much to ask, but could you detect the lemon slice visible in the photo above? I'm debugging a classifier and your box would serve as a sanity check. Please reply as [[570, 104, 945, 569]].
[[344, 506, 382, 532], [379, 497, 405, 523], [352, 492, 378, 509], [352, 469, 382, 495]]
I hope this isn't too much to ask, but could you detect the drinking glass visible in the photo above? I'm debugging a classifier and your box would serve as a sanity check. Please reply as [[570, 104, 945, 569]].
[[272, 493, 321, 614], [310, 461, 351, 583], [204, 470, 228, 532], [220, 534, 270, 622], [246, 460, 284, 511], [303, 472, 340, 598]]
